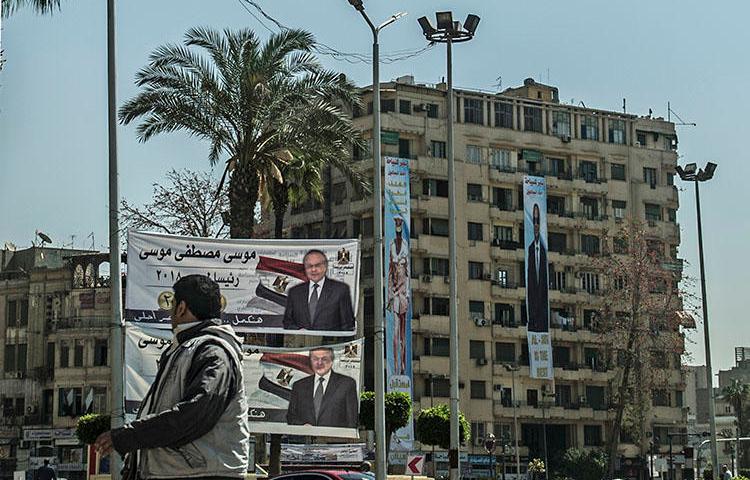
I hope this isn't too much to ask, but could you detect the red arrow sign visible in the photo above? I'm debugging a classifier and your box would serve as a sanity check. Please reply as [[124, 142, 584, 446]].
[[406, 455, 425, 475]]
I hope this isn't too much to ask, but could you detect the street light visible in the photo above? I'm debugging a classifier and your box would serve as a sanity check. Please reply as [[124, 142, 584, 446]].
[[503, 364, 521, 480], [676, 161, 719, 480], [345, 3, 406, 480], [417, 12, 479, 480]]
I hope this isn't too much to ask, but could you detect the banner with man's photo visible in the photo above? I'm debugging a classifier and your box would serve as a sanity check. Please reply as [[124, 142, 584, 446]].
[[125, 231, 360, 336], [523, 175, 553, 379], [124, 324, 363, 438], [384, 156, 414, 451]]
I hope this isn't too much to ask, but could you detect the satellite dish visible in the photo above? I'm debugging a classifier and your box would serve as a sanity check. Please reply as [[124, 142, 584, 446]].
[[3, 242, 16, 252], [36, 230, 52, 244]]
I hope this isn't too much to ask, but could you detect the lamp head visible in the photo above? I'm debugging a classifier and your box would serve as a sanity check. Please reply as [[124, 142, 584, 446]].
[[417, 16, 435, 36], [684, 163, 697, 175], [703, 162, 717, 179], [464, 14, 480, 35], [436, 11, 453, 30], [347, 0, 364, 11]]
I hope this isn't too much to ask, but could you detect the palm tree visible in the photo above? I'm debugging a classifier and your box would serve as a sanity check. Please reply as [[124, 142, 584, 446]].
[[723, 380, 750, 471], [120, 26, 367, 239], [1, 0, 62, 17]]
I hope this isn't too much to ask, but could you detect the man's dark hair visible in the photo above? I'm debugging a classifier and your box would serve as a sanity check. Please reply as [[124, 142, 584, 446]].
[[43, 459, 49, 466], [173, 274, 222, 320], [303, 249, 328, 266], [533, 203, 540, 224], [310, 347, 335, 361]]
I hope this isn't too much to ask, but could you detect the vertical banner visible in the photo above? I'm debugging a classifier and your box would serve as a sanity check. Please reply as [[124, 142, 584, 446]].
[[384, 156, 414, 450], [523, 176, 553, 379]]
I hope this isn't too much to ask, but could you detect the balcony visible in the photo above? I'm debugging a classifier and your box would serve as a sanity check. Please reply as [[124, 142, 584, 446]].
[[413, 314, 449, 335]]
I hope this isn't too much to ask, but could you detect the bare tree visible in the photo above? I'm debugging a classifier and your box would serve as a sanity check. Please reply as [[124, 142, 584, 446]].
[[593, 220, 694, 479], [121, 169, 228, 238]]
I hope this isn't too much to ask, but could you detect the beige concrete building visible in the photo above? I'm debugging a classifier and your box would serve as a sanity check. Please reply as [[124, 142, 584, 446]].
[[0, 247, 111, 480], [259, 77, 690, 479]]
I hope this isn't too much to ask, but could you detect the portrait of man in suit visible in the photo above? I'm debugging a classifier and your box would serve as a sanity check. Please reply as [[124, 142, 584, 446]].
[[283, 249, 355, 332], [286, 347, 358, 428], [526, 203, 549, 332]]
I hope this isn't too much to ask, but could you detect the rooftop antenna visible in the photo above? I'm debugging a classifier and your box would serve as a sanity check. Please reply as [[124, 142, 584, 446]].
[[87, 232, 95, 251], [4, 242, 17, 252], [668, 101, 696, 126], [492, 75, 502, 90], [36, 230, 52, 245]]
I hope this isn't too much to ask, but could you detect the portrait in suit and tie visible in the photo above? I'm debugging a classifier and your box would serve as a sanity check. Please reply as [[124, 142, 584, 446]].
[[283, 249, 355, 332], [526, 203, 549, 332], [286, 347, 359, 428]]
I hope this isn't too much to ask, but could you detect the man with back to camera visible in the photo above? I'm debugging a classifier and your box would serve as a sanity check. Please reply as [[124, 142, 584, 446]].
[[283, 249, 355, 332], [37, 459, 57, 480], [526, 203, 549, 332], [286, 347, 358, 428], [94, 274, 250, 479]]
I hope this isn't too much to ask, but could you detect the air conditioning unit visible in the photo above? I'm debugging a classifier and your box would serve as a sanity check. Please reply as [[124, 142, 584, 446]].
[[474, 317, 488, 327], [561, 135, 572, 143], [414, 103, 428, 112], [422, 274, 432, 283], [579, 395, 587, 405], [484, 273, 493, 281], [476, 357, 488, 366], [494, 384, 504, 391], [443, 276, 450, 284]]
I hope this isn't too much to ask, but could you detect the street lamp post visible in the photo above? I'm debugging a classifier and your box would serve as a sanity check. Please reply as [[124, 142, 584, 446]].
[[345, 3, 405, 480], [504, 364, 521, 480], [676, 162, 718, 480], [417, 13, 480, 480]]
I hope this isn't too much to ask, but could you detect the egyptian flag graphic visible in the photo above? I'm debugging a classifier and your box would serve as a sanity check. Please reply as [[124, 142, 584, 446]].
[[250, 352, 314, 422], [246, 256, 307, 313]]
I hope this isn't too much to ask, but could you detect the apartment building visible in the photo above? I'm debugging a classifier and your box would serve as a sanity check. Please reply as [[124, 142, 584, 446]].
[[0, 247, 111, 480], [261, 77, 690, 479]]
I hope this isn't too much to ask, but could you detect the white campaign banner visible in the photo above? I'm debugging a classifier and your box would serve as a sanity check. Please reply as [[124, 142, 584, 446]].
[[125, 231, 360, 336], [279, 443, 366, 463], [125, 324, 363, 438]]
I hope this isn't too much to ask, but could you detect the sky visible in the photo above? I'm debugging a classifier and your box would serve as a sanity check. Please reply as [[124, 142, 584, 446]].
[[1, 0, 748, 378]]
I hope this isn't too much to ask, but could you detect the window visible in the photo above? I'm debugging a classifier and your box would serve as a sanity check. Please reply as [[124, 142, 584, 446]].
[[676, 390, 684, 407], [381, 99, 395, 113], [583, 310, 598, 329], [424, 257, 449, 276], [527, 389, 539, 407], [60, 341, 70, 368], [398, 138, 411, 158], [609, 119, 626, 144], [611, 163, 626, 181], [667, 208, 677, 222], [3, 344, 16, 371], [493, 226, 513, 243], [468, 222, 484, 241], [471, 381, 487, 399], [495, 102, 513, 128], [427, 297, 450, 316], [88, 386, 108, 414], [399, 99, 411, 114], [584, 425, 603, 446], [332, 182, 347, 205], [427, 377, 450, 397], [581, 234, 600, 255], [5, 298, 29, 327], [555, 384, 572, 407], [469, 301, 485, 321], [423, 178, 448, 197], [468, 262, 484, 280], [494, 423, 512, 441], [332, 221, 347, 239], [523, 106, 543, 133], [424, 337, 450, 357], [426, 103, 439, 119], [613, 237, 627, 254], [74, 340, 84, 367], [494, 269, 509, 287], [637, 131, 647, 146], [645, 203, 662, 222], [471, 422, 487, 443], [464, 98, 484, 125], [495, 342, 516, 363], [579, 161, 598, 182], [58, 387, 83, 417], [644, 167, 657, 188], [586, 385, 606, 410], [581, 116, 599, 140], [613, 200, 627, 220], [467, 183, 483, 202], [580, 197, 599, 220], [552, 346, 571, 367], [469, 341, 486, 360], [430, 140, 446, 158], [490, 148, 512, 170], [361, 218, 373, 238], [581, 272, 600, 293], [547, 196, 566, 216], [548, 232, 566, 253], [552, 111, 571, 137], [93, 339, 108, 367], [667, 173, 675, 186], [492, 187, 513, 211], [361, 256, 374, 276], [652, 389, 670, 407], [547, 157, 565, 177], [553, 270, 567, 291], [466, 145, 482, 164], [423, 218, 449, 237]]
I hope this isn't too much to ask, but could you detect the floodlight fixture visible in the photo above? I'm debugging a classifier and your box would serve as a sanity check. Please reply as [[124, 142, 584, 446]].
[[684, 163, 697, 175], [464, 14, 480, 35], [436, 11, 453, 30], [417, 16, 435, 36]]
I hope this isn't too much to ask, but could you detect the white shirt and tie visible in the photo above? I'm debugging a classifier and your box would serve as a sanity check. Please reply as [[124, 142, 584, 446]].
[[308, 277, 326, 301], [533, 240, 541, 280], [313, 370, 331, 418]]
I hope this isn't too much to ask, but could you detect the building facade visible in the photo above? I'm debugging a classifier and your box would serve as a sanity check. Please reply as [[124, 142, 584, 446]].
[[0, 247, 111, 480], [260, 77, 691, 479]]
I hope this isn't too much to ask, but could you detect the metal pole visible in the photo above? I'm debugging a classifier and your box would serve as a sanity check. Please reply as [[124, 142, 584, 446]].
[[651, 442, 655, 479], [542, 406, 549, 480], [669, 435, 674, 480], [371, 29, 387, 480], [107, 0, 124, 478], [446, 34, 461, 480], [512, 369, 520, 480], [696, 178, 720, 480]]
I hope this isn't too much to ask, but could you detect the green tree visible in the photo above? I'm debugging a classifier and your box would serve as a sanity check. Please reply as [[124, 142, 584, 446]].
[[558, 448, 608, 480], [119, 26, 365, 240], [723, 380, 750, 469], [414, 404, 470, 450], [1, 0, 61, 17], [359, 391, 412, 457]]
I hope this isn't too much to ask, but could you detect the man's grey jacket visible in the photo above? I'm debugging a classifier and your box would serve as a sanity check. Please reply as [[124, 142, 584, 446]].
[[111, 320, 250, 479]]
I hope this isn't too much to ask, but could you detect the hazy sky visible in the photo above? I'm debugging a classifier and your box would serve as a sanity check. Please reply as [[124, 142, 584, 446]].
[[1, 0, 748, 379]]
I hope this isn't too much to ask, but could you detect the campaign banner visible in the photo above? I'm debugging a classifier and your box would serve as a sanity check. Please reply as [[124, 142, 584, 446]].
[[125, 231, 360, 336], [384, 156, 414, 451], [523, 176, 553, 379], [124, 324, 363, 438], [279, 443, 366, 463]]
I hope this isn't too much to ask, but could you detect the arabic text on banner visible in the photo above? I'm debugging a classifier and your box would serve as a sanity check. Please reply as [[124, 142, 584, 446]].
[[384, 156, 414, 451], [523, 175, 553, 379], [125, 231, 360, 336], [125, 324, 363, 439]]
